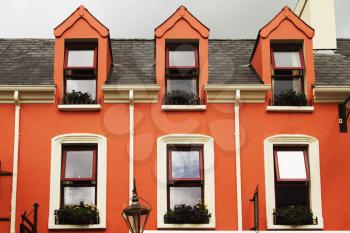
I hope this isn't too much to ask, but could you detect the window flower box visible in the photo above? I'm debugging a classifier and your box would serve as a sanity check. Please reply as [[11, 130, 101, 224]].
[[273, 205, 317, 225], [273, 90, 308, 106], [163, 90, 202, 105], [55, 202, 100, 225], [164, 202, 211, 224], [61, 90, 97, 105]]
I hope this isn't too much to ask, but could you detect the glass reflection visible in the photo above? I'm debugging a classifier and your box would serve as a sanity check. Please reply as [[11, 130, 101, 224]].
[[171, 151, 200, 179], [65, 150, 94, 179], [169, 187, 201, 209], [67, 50, 95, 67], [64, 187, 95, 205]]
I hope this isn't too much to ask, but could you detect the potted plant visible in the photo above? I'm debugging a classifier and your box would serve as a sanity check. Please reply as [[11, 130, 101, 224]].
[[164, 201, 211, 224], [273, 89, 307, 106], [273, 205, 315, 225], [62, 90, 95, 104], [164, 90, 200, 105], [55, 202, 100, 225]]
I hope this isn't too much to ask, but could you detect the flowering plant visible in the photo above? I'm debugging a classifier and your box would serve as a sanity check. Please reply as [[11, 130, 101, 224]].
[[164, 201, 211, 224], [55, 202, 99, 225]]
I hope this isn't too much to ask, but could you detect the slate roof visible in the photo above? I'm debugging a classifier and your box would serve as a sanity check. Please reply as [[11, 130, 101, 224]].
[[0, 39, 54, 85], [208, 40, 263, 84], [107, 40, 156, 84], [0, 38, 349, 86], [314, 39, 350, 86]]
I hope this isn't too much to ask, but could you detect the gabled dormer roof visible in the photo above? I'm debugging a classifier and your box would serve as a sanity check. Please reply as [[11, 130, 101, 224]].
[[259, 6, 314, 39], [54, 5, 109, 38], [155, 5, 210, 38]]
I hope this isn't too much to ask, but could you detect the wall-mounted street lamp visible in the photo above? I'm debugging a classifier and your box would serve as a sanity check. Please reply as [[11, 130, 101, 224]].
[[122, 179, 151, 233]]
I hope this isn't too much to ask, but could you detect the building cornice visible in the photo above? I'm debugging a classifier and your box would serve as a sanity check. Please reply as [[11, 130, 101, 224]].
[[102, 84, 160, 103], [204, 84, 270, 103], [313, 86, 350, 103], [0, 85, 56, 103]]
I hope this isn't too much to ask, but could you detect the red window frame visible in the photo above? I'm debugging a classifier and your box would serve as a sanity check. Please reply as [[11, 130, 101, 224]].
[[61, 145, 97, 207], [274, 147, 310, 182], [167, 145, 204, 210], [166, 43, 199, 69], [271, 45, 305, 70], [64, 44, 98, 70], [168, 145, 203, 181]]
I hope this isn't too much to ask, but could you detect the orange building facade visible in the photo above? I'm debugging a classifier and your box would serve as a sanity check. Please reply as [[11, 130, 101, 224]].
[[0, 3, 349, 233]]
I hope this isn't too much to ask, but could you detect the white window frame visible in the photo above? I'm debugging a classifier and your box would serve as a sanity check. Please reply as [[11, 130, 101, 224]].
[[48, 133, 107, 230], [264, 134, 323, 230], [157, 134, 215, 229]]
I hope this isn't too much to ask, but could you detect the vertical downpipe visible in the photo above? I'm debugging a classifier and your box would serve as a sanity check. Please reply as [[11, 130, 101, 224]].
[[129, 90, 134, 204], [10, 91, 20, 233], [234, 89, 243, 231]]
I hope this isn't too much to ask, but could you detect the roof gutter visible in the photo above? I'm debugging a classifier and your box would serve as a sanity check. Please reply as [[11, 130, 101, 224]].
[[234, 90, 243, 231], [10, 91, 20, 233]]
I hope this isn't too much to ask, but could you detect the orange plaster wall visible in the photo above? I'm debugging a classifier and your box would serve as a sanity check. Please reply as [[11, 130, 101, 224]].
[[0, 105, 14, 233], [239, 103, 350, 230]]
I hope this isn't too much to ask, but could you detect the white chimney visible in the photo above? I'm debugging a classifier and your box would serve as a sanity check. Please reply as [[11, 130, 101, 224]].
[[294, 0, 337, 51]]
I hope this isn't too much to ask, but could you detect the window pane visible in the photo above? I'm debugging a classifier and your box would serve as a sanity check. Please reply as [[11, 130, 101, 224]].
[[64, 187, 95, 205], [65, 150, 94, 179], [275, 184, 309, 208], [169, 51, 195, 67], [66, 79, 96, 99], [276, 150, 308, 180], [169, 187, 201, 209], [67, 50, 95, 67], [273, 51, 301, 68], [273, 78, 302, 96], [167, 78, 197, 95], [171, 150, 200, 179]]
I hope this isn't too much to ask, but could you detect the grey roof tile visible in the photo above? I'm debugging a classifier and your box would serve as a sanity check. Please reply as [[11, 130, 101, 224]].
[[0, 39, 54, 85], [107, 40, 156, 84], [314, 39, 350, 86], [208, 40, 263, 84]]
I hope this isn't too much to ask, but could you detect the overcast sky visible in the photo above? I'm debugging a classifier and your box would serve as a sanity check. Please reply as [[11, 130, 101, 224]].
[[0, 0, 349, 39]]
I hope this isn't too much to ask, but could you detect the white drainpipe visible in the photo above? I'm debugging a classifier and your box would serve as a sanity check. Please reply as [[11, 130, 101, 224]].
[[129, 90, 134, 203], [10, 91, 20, 233], [234, 90, 242, 231]]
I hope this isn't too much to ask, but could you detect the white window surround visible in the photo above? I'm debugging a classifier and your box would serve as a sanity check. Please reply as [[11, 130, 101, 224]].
[[161, 105, 206, 111], [266, 106, 314, 112], [58, 104, 102, 111], [157, 134, 215, 229], [48, 133, 107, 230], [264, 134, 323, 230]]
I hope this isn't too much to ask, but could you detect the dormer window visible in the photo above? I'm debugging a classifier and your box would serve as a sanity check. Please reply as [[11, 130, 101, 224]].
[[164, 42, 201, 105], [271, 45, 307, 106], [63, 43, 98, 105]]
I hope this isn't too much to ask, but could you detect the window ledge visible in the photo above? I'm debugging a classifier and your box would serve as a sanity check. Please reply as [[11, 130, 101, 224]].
[[157, 222, 215, 229], [48, 223, 105, 230], [58, 104, 101, 111], [266, 106, 314, 112], [267, 221, 323, 230], [161, 105, 206, 111]]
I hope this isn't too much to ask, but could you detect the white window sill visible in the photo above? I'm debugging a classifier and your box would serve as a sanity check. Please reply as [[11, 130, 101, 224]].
[[58, 104, 101, 111], [267, 222, 323, 230], [48, 223, 106, 230], [266, 106, 314, 112], [161, 105, 206, 111], [157, 222, 215, 229]]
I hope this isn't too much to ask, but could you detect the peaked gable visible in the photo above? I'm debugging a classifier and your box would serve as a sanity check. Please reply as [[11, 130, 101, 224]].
[[155, 5, 209, 38], [259, 6, 314, 39], [54, 5, 109, 38]]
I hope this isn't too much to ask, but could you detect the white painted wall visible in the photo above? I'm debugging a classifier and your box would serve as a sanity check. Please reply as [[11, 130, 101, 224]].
[[295, 0, 337, 50]]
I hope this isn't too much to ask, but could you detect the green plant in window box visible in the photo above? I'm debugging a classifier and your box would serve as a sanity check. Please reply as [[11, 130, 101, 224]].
[[164, 90, 200, 105], [55, 202, 99, 225], [164, 201, 211, 224], [274, 89, 307, 106], [273, 205, 315, 225], [63, 90, 96, 104]]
